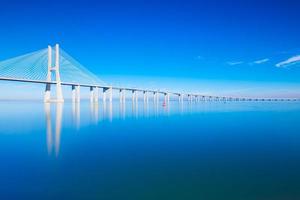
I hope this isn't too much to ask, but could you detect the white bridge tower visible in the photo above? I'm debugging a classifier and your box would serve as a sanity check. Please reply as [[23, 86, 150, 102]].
[[44, 44, 64, 102]]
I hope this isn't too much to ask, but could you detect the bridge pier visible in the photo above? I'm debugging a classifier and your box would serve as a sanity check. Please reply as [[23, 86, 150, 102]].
[[44, 83, 51, 103], [94, 87, 99, 102], [90, 87, 94, 103], [44, 45, 52, 103], [145, 91, 149, 103], [132, 90, 136, 102], [103, 88, 108, 103], [72, 85, 76, 103], [109, 87, 113, 103], [123, 90, 126, 102], [44, 44, 64, 103], [158, 92, 161, 102], [119, 89, 123, 102], [143, 91, 146, 102], [164, 93, 167, 103], [75, 85, 80, 102], [135, 91, 138, 102], [54, 44, 64, 102]]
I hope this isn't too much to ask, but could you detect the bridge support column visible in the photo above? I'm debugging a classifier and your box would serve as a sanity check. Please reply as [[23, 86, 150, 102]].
[[76, 85, 80, 102], [103, 88, 107, 103], [94, 87, 99, 102], [132, 90, 136, 102], [109, 86, 113, 103], [72, 85, 76, 103], [55, 44, 64, 102], [43, 44, 64, 103], [135, 91, 138, 102], [90, 87, 94, 103], [44, 45, 52, 103], [119, 89, 123, 102], [145, 91, 149, 103], [143, 91, 146, 102], [122, 90, 126, 102], [44, 83, 51, 103]]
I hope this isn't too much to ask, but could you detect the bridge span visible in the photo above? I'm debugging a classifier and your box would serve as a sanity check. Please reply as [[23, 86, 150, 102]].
[[0, 44, 299, 103]]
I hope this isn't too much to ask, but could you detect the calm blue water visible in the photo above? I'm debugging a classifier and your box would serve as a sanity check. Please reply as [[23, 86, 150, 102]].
[[0, 100, 300, 200]]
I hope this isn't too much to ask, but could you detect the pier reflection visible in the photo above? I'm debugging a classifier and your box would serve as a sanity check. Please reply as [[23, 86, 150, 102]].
[[90, 102, 99, 124], [44, 100, 252, 156], [72, 102, 80, 129], [44, 103, 63, 157]]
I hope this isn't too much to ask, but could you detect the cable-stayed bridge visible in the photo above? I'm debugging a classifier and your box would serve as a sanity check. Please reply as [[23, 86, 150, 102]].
[[0, 44, 298, 103]]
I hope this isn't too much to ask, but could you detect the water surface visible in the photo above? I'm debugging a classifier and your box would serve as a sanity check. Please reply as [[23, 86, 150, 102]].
[[0, 100, 300, 200]]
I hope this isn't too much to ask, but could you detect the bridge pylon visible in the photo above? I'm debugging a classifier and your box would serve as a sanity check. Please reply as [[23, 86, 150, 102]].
[[44, 44, 64, 103]]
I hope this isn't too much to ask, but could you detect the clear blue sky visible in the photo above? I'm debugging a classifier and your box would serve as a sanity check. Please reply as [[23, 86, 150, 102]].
[[0, 0, 300, 97]]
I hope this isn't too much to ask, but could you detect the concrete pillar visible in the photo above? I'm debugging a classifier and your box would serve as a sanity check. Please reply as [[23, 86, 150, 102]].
[[143, 91, 146, 102], [119, 89, 123, 102], [135, 91, 138, 102], [164, 93, 167, 102], [72, 85, 76, 103], [76, 85, 80, 102], [94, 87, 99, 102], [132, 90, 136, 102], [55, 44, 64, 102], [44, 83, 51, 103], [44, 46, 52, 103], [109, 86, 113, 103], [103, 88, 107, 103], [145, 91, 149, 103], [123, 90, 126, 102], [90, 87, 94, 103]]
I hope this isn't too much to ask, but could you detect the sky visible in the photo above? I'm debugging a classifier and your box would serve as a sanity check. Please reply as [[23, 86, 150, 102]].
[[0, 0, 300, 98]]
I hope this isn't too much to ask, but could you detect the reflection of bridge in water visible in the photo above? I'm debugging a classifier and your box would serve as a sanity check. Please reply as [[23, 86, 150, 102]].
[[44, 98, 299, 156], [43, 100, 170, 156]]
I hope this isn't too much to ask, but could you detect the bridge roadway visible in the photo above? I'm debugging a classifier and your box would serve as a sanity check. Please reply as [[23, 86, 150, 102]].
[[0, 76, 299, 102]]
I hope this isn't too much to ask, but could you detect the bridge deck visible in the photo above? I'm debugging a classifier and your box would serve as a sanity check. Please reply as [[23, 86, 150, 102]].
[[0, 76, 299, 101]]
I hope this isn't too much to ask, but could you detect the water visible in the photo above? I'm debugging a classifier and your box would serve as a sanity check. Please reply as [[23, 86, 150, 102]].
[[0, 100, 300, 200]]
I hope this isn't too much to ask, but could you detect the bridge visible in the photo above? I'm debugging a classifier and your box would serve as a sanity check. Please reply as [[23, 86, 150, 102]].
[[0, 44, 299, 103]]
